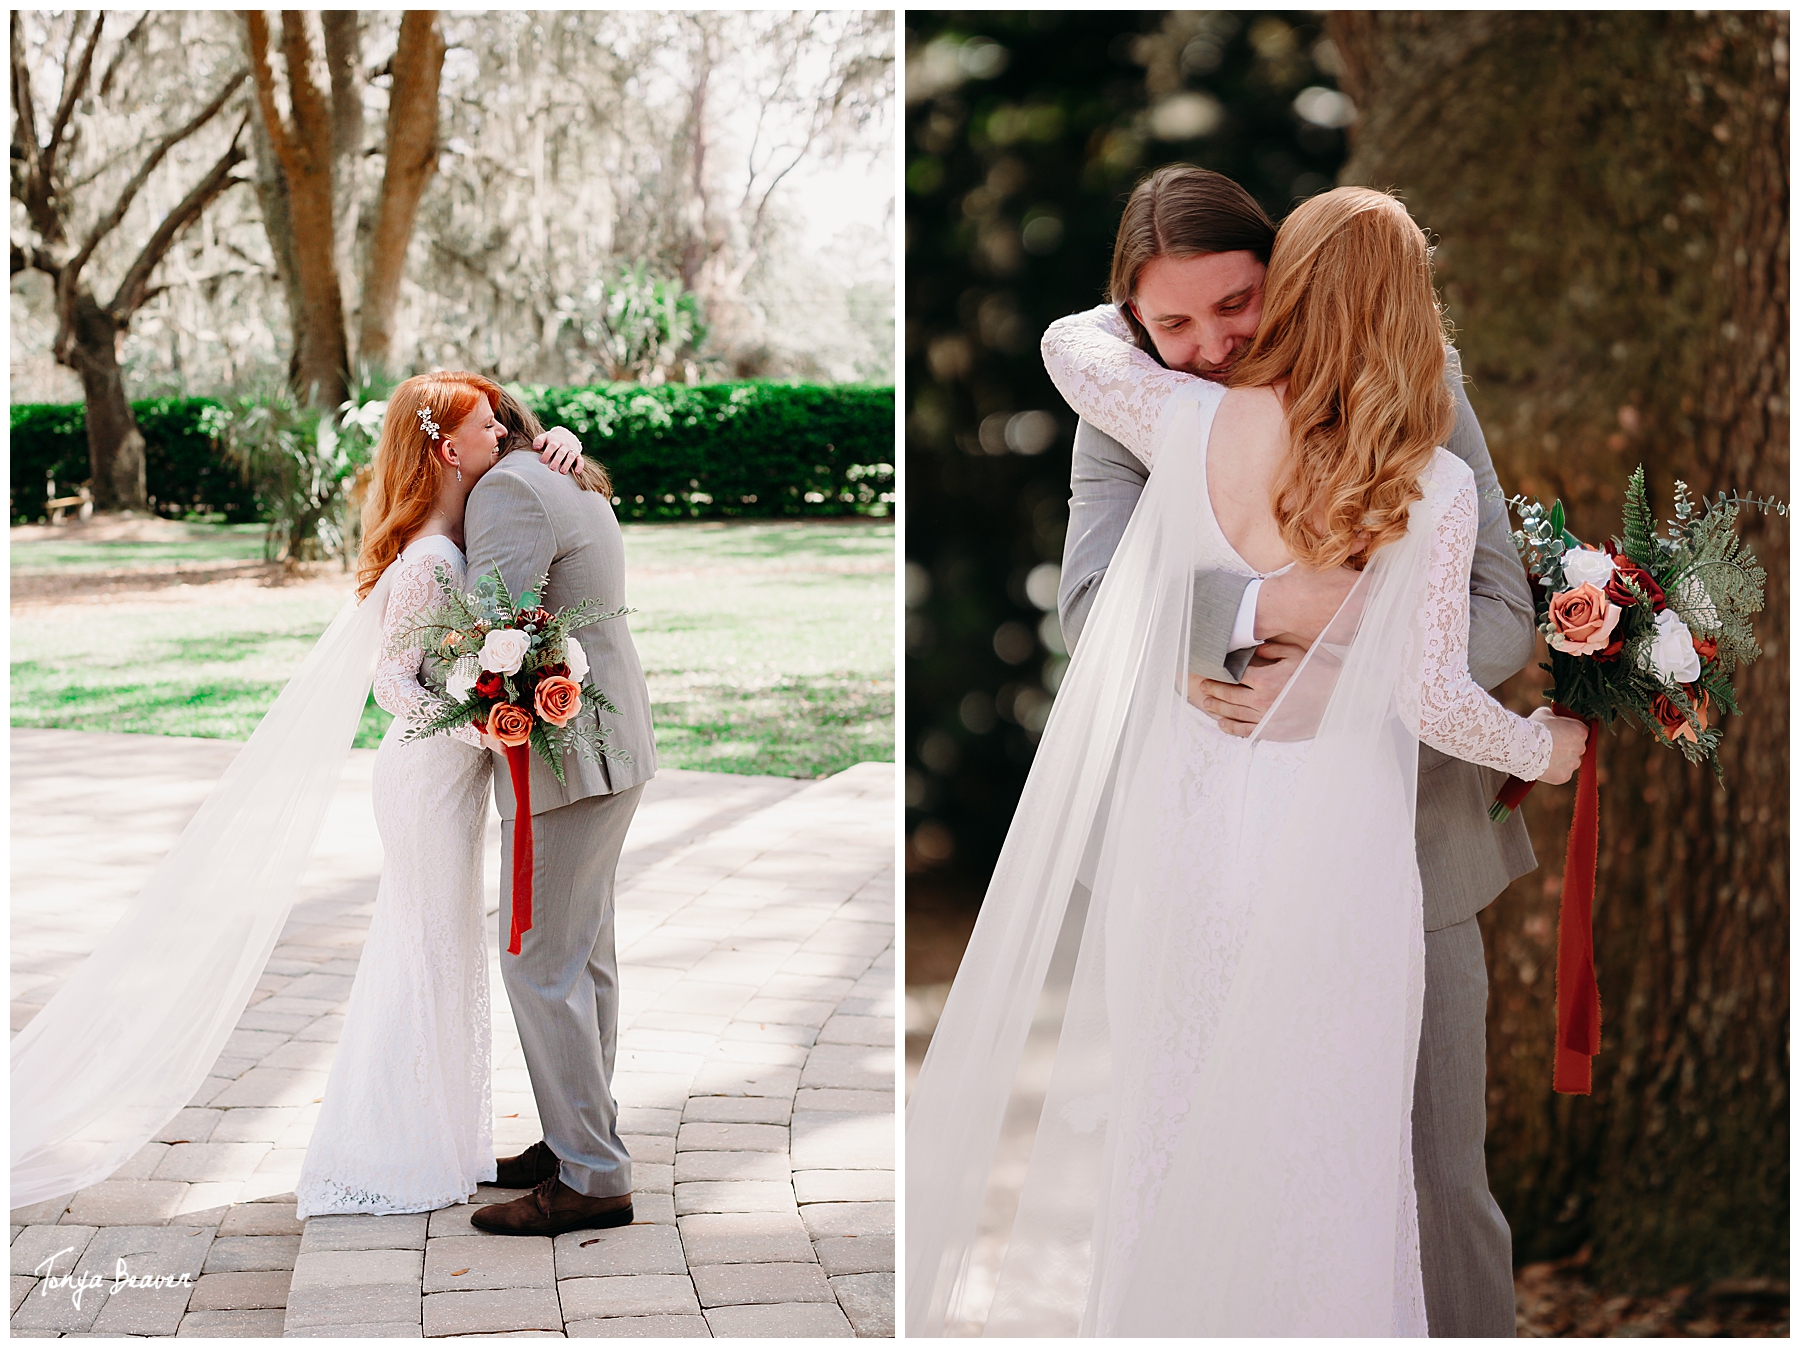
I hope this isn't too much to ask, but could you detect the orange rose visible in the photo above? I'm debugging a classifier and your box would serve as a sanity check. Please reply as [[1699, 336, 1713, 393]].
[[1693, 636, 1719, 662], [534, 675, 582, 727], [1650, 693, 1698, 745], [1687, 686, 1713, 731], [1547, 582, 1622, 656], [486, 702, 535, 747], [439, 630, 463, 654]]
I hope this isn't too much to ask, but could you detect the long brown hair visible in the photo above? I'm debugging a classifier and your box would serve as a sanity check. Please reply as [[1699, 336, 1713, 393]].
[[355, 370, 504, 599], [491, 385, 612, 498], [1227, 187, 1454, 571], [1108, 164, 1276, 355]]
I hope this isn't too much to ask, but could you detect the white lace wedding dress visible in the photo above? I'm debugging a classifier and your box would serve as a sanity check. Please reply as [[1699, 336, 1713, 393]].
[[294, 533, 498, 1218], [906, 316, 1555, 1336]]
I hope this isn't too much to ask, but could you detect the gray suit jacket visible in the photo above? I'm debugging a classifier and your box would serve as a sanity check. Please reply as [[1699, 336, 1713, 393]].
[[1055, 348, 1538, 930], [464, 449, 657, 819]]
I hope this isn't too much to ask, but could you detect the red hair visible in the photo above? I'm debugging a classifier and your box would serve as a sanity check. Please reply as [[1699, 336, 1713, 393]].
[[355, 371, 504, 599], [1227, 188, 1454, 570]]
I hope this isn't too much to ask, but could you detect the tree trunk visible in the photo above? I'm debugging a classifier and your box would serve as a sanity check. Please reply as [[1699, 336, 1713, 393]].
[[248, 100, 306, 390], [246, 10, 350, 408], [321, 9, 363, 367], [65, 290, 147, 510], [1328, 11, 1788, 1291], [358, 9, 443, 372]]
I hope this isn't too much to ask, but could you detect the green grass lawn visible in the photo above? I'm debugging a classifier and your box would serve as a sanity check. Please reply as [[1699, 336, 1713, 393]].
[[11, 520, 894, 778], [10, 523, 269, 574]]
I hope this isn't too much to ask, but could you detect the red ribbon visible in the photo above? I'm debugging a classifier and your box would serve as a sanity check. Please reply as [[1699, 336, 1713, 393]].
[[504, 743, 534, 955], [1553, 717, 1602, 1095], [1487, 704, 1603, 1095]]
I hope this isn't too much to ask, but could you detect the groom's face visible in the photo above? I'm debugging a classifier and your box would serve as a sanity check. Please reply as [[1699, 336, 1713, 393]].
[[1129, 250, 1266, 380]]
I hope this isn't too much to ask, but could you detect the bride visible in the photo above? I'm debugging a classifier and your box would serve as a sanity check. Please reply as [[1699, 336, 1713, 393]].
[[8, 372, 585, 1216], [905, 187, 1587, 1336]]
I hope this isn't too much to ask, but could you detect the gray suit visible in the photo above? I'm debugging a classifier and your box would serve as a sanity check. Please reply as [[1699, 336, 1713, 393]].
[[465, 449, 658, 1200], [1057, 347, 1533, 1336]]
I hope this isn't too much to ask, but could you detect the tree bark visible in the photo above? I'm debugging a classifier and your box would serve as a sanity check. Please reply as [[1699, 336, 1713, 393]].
[[357, 9, 443, 372], [246, 9, 350, 407], [247, 96, 306, 388], [321, 9, 364, 364], [64, 292, 148, 510], [1328, 11, 1788, 1290]]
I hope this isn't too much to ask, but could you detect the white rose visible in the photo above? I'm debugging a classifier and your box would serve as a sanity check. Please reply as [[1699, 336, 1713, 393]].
[[1560, 545, 1615, 590], [564, 637, 590, 683], [445, 657, 480, 701], [1644, 608, 1702, 685], [478, 628, 530, 676]]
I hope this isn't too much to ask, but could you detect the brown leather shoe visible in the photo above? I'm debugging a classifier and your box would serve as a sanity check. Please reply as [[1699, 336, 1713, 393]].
[[493, 1139, 560, 1189], [469, 1174, 633, 1237]]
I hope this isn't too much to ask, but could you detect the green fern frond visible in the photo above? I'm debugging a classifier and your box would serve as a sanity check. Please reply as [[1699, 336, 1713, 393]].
[[1621, 465, 1655, 565]]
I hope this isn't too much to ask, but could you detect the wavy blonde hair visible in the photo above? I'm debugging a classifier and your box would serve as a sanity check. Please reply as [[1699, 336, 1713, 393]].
[[1228, 187, 1454, 570], [355, 371, 504, 600]]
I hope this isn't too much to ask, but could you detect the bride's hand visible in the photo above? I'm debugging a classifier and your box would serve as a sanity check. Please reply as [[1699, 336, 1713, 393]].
[[533, 426, 584, 475], [1187, 638, 1307, 736], [1530, 707, 1589, 785]]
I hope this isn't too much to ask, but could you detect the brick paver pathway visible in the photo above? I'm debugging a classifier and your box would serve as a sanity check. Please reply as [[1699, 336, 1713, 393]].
[[11, 728, 895, 1337]]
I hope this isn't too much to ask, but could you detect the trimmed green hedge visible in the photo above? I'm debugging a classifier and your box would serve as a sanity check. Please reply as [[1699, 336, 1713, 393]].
[[11, 398, 263, 525], [10, 382, 895, 526]]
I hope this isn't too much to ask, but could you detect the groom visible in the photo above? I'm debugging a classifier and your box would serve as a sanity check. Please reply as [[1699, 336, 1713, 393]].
[[1055, 165, 1535, 1337], [460, 420, 658, 1237]]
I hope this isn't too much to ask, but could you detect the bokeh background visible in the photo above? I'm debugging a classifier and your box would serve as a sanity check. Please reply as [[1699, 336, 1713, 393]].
[[905, 10, 1786, 1333]]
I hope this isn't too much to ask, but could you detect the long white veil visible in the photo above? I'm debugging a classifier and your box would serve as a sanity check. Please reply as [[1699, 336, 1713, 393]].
[[906, 384, 1446, 1335], [11, 572, 394, 1208]]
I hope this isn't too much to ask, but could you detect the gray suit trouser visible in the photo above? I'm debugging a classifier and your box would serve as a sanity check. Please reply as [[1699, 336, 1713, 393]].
[[1417, 917, 1515, 1336], [499, 785, 644, 1199]]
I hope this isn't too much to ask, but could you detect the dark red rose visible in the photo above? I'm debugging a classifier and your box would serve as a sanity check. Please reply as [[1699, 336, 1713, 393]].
[[1649, 692, 1696, 744], [475, 671, 504, 700], [516, 607, 552, 631], [1603, 542, 1667, 612], [537, 663, 570, 680]]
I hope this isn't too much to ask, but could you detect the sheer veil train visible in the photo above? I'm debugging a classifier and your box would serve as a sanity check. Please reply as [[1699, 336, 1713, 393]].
[[12, 575, 395, 1208], [906, 382, 1448, 1335]]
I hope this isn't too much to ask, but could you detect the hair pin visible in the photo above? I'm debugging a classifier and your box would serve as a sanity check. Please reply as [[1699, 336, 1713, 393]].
[[416, 407, 442, 440]]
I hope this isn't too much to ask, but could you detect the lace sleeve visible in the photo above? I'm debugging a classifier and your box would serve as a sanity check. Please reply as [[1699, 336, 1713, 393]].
[[1417, 473, 1554, 779], [372, 556, 482, 748], [1041, 305, 1204, 468]]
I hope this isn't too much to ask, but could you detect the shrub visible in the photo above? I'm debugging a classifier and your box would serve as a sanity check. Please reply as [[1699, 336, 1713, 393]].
[[10, 398, 261, 525], [10, 382, 895, 527], [521, 382, 896, 520], [202, 388, 375, 564], [10, 403, 87, 524]]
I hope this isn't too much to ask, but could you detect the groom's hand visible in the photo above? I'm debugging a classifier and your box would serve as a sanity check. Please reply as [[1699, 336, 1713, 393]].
[[1188, 639, 1307, 736], [1255, 564, 1360, 648]]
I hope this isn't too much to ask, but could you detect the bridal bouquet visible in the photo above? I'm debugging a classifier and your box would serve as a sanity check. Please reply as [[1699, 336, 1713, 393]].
[[1492, 467, 1784, 1094], [396, 565, 631, 953], [1496, 466, 1780, 808]]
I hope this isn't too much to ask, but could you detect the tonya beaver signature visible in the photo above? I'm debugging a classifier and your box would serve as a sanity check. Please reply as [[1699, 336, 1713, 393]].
[[32, 1247, 194, 1311]]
